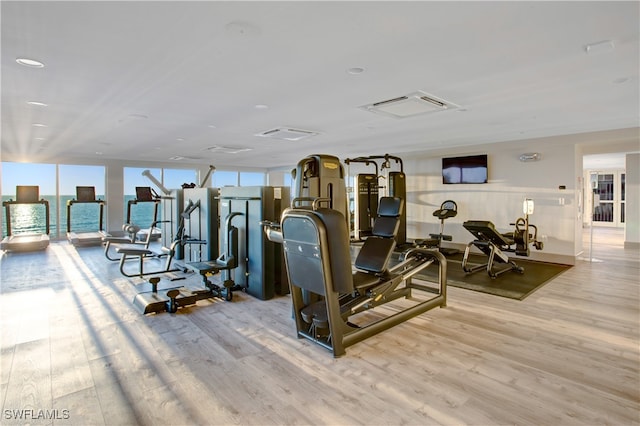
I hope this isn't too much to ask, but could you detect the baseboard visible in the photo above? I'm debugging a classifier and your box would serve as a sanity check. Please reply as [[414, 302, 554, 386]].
[[624, 241, 640, 249]]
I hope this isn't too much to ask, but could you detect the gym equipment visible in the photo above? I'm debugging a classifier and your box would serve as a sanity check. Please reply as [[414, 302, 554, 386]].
[[1, 185, 50, 252], [219, 186, 290, 300], [102, 187, 164, 262], [184, 212, 243, 302], [264, 154, 348, 246], [345, 154, 407, 245], [134, 212, 242, 314], [280, 196, 447, 357], [344, 157, 379, 240], [182, 186, 219, 263], [292, 154, 348, 221], [462, 199, 544, 278], [103, 221, 160, 261], [115, 198, 203, 278], [414, 200, 459, 255], [66, 186, 109, 246], [127, 186, 161, 242], [142, 169, 185, 260]]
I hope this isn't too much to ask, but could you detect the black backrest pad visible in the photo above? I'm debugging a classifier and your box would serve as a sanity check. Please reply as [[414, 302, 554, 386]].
[[377, 196, 403, 217], [282, 208, 353, 295], [355, 196, 402, 273], [463, 220, 512, 246], [354, 236, 396, 274], [371, 196, 403, 237]]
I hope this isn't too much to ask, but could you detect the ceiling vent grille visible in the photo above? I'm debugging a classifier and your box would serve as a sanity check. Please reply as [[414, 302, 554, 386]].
[[360, 91, 458, 118], [205, 145, 252, 154], [256, 127, 319, 141], [169, 155, 203, 161]]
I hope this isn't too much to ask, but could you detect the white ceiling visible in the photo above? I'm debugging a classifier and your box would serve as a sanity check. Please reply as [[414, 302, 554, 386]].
[[2, 1, 639, 169]]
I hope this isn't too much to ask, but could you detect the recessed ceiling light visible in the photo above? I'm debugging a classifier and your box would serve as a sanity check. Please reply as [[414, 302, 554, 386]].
[[16, 58, 45, 68], [27, 101, 48, 107], [34, 137, 45, 141], [32, 123, 47, 127], [347, 67, 365, 75], [208, 124, 217, 128], [255, 104, 269, 110]]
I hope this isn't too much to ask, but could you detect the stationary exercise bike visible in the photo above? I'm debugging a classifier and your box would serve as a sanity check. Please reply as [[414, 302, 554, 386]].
[[414, 200, 458, 255]]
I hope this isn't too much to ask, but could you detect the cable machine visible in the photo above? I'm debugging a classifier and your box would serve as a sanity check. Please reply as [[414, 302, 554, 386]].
[[344, 154, 407, 245]]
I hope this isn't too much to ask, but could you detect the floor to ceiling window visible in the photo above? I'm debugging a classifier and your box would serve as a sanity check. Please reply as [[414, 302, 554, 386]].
[[2, 162, 57, 238], [59, 164, 106, 236]]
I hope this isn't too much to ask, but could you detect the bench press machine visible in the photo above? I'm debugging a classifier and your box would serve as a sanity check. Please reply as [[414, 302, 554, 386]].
[[462, 199, 543, 278], [275, 196, 447, 357]]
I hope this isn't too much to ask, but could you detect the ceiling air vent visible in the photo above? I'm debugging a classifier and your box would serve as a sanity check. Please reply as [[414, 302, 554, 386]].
[[206, 145, 252, 154], [256, 127, 319, 141], [360, 91, 458, 119], [169, 155, 203, 161]]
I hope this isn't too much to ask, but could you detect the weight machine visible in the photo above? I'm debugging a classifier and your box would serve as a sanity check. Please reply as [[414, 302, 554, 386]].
[[462, 199, 544, 278], [344, 154, 407, 245], [133, 210, 243, 313], [102, 186, 166, 261], [264, 154, 447, 356], [280, 196, 446, 357]]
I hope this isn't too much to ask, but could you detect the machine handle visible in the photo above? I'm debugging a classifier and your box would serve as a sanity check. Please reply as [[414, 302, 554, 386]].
[[199, 165, 216, 188], [142, 170, 171, 195], [291, 197, 331, 210]]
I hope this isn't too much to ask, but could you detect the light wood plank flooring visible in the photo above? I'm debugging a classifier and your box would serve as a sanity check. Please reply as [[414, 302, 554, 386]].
[[1, 227, 638, 425]]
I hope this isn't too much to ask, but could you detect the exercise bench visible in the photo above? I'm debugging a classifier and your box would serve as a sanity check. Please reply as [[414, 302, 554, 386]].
[[462, 206, 543, 279]]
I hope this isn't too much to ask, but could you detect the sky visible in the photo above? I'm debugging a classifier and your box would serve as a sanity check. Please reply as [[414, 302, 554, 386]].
[[2, 162, 265, 196]]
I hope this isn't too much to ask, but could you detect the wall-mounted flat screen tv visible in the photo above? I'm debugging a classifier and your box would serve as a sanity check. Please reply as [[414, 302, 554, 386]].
[[442, 154, 488, 184]]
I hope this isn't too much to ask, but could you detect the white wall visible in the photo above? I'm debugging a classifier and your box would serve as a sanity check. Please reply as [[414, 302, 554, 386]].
[[625, 153, 640, 248], [404, 141, 580, 264]]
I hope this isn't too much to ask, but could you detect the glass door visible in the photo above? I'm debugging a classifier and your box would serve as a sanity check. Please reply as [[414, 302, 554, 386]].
[[590, 170, 625, 227]]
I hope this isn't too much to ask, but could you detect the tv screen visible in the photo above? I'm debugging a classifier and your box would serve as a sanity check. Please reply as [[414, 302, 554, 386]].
[[442, 154, 488, 184]]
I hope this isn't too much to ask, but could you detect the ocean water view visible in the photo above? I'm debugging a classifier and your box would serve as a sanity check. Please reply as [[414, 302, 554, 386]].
[[2, 195, 158, 239]]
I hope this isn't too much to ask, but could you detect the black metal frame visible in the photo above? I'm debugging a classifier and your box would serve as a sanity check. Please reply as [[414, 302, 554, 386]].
[[280, 202, 447, 357], [461, 217, 543, 278]]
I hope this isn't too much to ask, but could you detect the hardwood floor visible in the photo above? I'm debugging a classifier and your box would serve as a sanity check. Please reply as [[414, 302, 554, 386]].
[[1, 227, 638, 425]]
